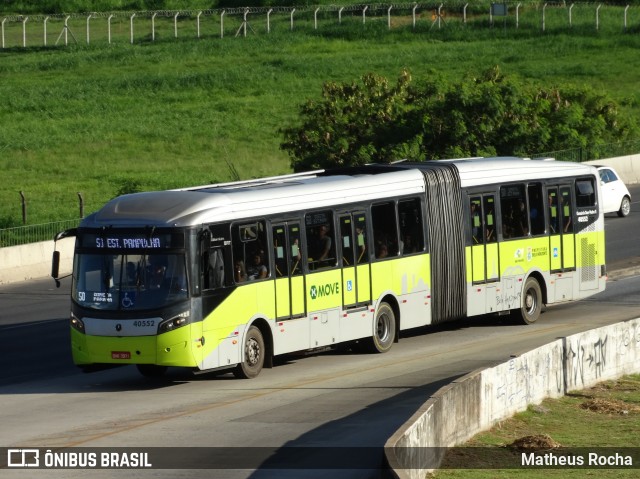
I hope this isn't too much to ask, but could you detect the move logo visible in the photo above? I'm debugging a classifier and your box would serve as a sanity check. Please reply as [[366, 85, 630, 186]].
[[309, 282, 340, 300]]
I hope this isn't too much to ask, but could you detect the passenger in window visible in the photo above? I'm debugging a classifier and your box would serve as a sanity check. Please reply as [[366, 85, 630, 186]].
[[401, 234, 418, 254], [234, 260, 247, 283], [148, 259, 166, 289], [311, 224, 332, 262], [247, 252, 268, 280], [470, 202, 482, 244], [376, 243, 389, 259], [519, 199, 530, 235], [355, 227, 367, 262]]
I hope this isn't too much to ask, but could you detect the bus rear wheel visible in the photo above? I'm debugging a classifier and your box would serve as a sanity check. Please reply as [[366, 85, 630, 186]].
[[234, 325, 265, 379], [367, 302, 396, 353], [519, 277, 542, 325]]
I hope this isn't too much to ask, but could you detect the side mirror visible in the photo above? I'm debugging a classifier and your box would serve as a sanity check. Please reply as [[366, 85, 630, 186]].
[[52, 251, 61, 288]]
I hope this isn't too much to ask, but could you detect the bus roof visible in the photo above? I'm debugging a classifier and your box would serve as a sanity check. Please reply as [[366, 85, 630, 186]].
[[447, 157, 597, 188], [84, 169, 426, 228], [82, 157, 596, 228]]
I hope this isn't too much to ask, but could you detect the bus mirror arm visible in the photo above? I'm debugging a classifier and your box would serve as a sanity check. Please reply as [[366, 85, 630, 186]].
[[52, 228, 78, 288]]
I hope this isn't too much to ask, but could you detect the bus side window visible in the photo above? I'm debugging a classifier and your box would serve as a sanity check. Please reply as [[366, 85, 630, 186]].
[[372, 201, 398, 259], [305, 211, 336, 270], [484, 196, 496, 243], [528, 183, 545, 236], [289, 224, 303, 276], [233, 221, 269, 282], [470, 197, 483, 244], [561, 187, 573, 233], [203, 247, 225, 290], [355, 214, 369, 264], [272, 226, 287, 278], [399, 197, 424, 254], [500, 184, 527, 239], [548, 189, 559, 235]]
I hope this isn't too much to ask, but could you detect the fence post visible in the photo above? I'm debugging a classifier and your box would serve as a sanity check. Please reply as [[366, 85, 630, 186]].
[[22, 16, 28, 48], [221, 10, 225, 38], [542, 3, 547, 32], [516, 3, 521, 29], [108, 14, 113, 44], [20, 191, 27, 225], [314, 8, 319, 30], [44, 16, 48, 46], [130, 13, 135, 44], [152, 12, 157, 42], [413, 4, 418, 29], [569, 4, 574, 28], [463, 3, 468, 25], [596, 4, 601, 31], [624, 5, 629, 31], [1, 18, 5, 48], [78, 192, 84, 218], [197, 11, 202, 38], [388, 6, 392, 30], [86, 14, 92, 45], [174, 12, 179, 38], [268, 9, 273, 33], [362, 6, 368, 25], [290, 8, 295, 31], [339, 7, 344, 24]]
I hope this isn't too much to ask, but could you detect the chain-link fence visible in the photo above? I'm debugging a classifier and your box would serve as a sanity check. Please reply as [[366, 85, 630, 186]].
[[1, 3, 639, 48]]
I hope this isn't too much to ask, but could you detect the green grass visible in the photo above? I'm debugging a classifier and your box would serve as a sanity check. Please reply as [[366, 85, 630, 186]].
[[1, 8, 640, 226], [433, 374, 640, 478]]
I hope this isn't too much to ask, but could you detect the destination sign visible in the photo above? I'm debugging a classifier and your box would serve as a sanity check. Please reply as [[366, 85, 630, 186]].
[[80, 232, 183, 250]]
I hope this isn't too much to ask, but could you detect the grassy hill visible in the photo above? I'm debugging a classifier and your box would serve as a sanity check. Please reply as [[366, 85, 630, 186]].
[[1, 5, 639, 226]]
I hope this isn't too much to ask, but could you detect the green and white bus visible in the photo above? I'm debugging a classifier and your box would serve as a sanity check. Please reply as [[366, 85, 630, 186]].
[[52, 157, 606, 378]]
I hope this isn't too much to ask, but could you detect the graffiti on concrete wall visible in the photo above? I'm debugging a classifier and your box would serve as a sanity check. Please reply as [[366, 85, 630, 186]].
[[566, 320, 640, 390]]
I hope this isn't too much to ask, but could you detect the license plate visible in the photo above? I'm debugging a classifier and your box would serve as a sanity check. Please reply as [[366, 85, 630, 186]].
[[111, 351, 131, 359]]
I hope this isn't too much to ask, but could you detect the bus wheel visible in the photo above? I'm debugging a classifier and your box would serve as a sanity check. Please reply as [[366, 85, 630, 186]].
[[234, 325, 265, 379], [136, 364, 168, 377], [367, 302, 396, 353], [519, 277, 542, 325]]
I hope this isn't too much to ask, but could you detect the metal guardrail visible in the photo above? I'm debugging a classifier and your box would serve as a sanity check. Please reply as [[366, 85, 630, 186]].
[[0, 219, 79, 248]]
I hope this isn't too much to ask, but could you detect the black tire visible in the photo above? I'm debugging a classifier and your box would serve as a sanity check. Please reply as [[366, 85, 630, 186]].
[[136, 364, 168, 378], [519, 277, 542, 325], [618, 196, 631, 217], [233, 325, 265, 379], [367, 302, 396, 353]]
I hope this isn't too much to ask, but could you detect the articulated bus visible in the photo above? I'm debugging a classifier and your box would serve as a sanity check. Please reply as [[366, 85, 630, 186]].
[[52, 157, 606, 378]]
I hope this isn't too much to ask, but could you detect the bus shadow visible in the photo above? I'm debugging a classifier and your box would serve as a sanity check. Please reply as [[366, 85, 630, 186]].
[[240, 373, 465, 478]]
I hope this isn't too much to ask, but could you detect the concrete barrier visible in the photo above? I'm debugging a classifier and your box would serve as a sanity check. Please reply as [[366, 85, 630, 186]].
[[0, 237, 74, 284], [385, 318, 640, 478]]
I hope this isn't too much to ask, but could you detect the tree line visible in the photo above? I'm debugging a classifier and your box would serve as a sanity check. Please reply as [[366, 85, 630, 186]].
[[281, 67, 638, 171]]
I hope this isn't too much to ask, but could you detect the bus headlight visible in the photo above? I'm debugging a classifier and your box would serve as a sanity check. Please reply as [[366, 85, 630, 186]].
[[158, 314, 190, 334], [70, 314, 85, 334]]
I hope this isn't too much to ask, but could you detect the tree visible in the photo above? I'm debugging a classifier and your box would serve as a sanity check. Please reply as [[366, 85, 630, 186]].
[[280, 67, 637, 171], [280, 70, 421, 172]]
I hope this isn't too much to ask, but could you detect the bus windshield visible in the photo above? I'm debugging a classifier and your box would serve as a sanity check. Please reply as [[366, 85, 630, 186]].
[[72, 253, 188, 311]]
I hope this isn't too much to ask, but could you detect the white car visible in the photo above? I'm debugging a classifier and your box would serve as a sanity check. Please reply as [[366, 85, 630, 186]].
[[596, 166, 631, 217]]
